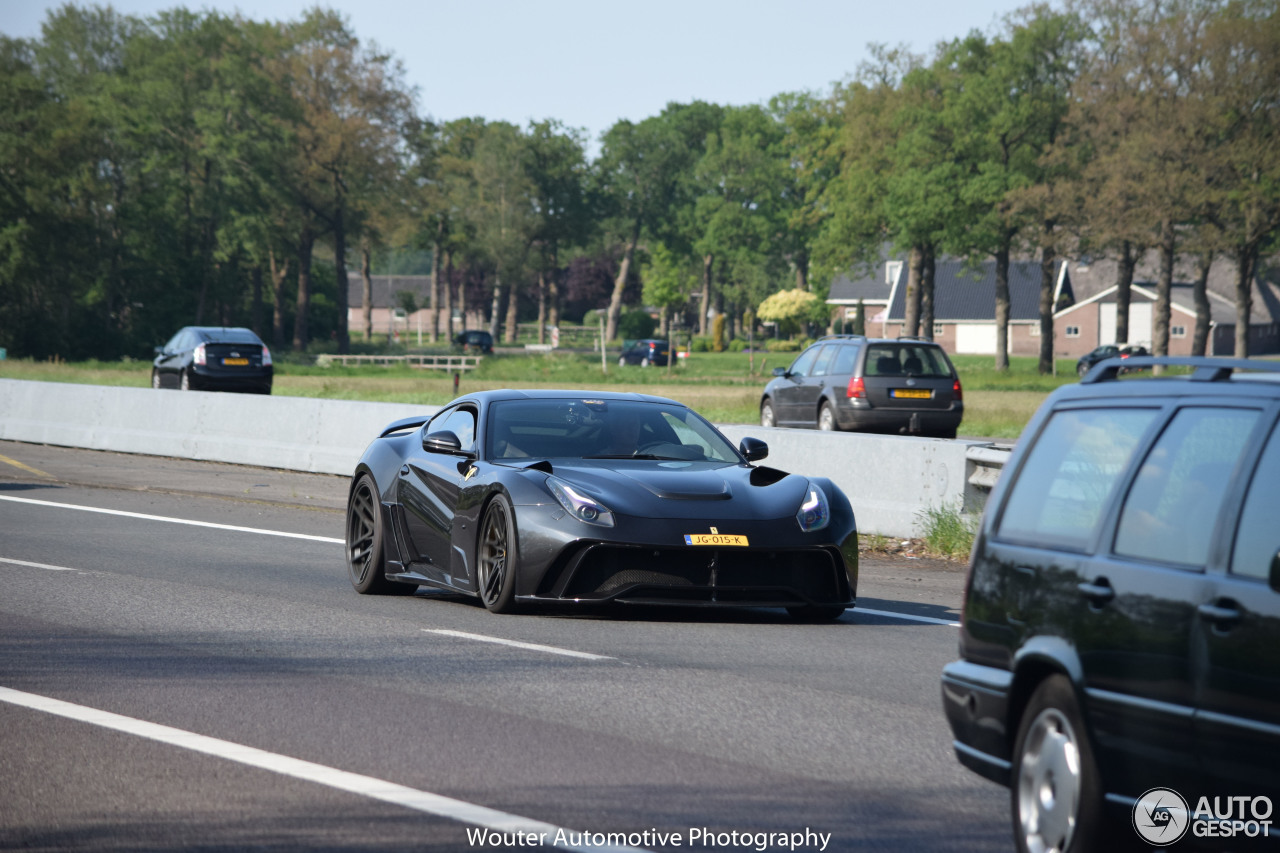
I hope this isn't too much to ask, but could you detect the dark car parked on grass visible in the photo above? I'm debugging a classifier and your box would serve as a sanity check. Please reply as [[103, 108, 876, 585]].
[[454, 330, 494, 354], [151, 326, 272, 394], [1076, 343, 1149, 377], [760, 335, 963, 438], [618, 338, 670, 367], [345, 389, 858, 620], [941, 356, 1280, 852]]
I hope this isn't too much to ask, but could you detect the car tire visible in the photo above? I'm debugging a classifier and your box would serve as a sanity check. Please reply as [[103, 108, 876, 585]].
[[618, 356, 626, 367], [151, 370, 162, 389], [761, 399, 776, 428], [346, 473, 416, 595], [640, 357, 650, 368], [179, 370, 191, 391], [1077, 363, 1089, 378], [477, 494, 520, 614], [1011, 675, 1105, 853], [786, 605, 845, 622], [818, 403, 837, 431]]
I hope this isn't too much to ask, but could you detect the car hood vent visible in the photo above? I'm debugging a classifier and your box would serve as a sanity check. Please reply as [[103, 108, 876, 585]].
[[626, 470, 732, 501]]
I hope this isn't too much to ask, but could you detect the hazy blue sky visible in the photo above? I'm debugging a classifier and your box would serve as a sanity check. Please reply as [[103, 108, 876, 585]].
[[4, 1, 1035, 151]]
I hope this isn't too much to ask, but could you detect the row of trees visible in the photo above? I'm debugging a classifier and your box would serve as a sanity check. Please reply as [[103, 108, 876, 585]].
[[1, 0, 1277, 366]]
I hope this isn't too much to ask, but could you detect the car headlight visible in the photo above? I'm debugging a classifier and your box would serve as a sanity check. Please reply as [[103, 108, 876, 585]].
[[796, 482, 830, 532], [546, 476, 615, 527]]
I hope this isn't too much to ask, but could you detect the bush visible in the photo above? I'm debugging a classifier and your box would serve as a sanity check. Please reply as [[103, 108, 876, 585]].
[[765, 339, 801, 353], [727, 338, 745, 353], [690, 336, 713, 353], [618, 308, 656, 340]]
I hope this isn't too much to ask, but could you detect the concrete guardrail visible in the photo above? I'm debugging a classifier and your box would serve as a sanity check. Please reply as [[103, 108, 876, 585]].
[[0, 378, 1009, 538]]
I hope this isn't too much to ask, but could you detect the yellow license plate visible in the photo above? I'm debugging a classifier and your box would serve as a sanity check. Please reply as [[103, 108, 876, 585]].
[[683, 534, 749, 547], [892, 389, 931, 399], [222, 357, 250, 366]]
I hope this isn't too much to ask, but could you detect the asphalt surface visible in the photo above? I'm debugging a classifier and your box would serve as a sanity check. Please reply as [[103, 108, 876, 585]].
[[0, 440, 1009, 852]]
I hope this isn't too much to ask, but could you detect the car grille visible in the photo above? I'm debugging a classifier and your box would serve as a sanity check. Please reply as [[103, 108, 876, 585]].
[[554, 545, 846, 604]]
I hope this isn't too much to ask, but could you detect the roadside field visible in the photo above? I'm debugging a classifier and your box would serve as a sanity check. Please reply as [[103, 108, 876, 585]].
[[0, 350, 1079, 438]]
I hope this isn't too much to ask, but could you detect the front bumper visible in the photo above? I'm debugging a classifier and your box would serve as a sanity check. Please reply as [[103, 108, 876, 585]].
[[512, 504, 859, 609], [940, 659, 1014, 787]]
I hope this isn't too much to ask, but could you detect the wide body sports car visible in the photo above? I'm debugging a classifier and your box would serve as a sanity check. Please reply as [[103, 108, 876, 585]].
[[345, 389, 858, 619]]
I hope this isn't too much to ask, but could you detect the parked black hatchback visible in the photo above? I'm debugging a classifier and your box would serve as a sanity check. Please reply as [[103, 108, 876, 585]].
[[760, 335, 963, 438], [942, 356, 1280, 852], [618, 338, 670, 367], [151, 326, 272, 394], [454, 329, 493, 354]]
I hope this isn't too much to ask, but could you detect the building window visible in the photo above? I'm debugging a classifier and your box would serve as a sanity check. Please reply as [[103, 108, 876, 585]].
[[933, 324, 944, 337], [885, 261, 903, 284], [1065, 326, 1080, 338], [1171, 325, 1187, 338], [1030, 325, 1041, 337]]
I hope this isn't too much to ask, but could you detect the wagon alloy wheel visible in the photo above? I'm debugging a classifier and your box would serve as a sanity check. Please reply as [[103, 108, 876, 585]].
[[477, 495, 519, 613], [1012, 676, 1103, 853], [346, 474, 415, 595], [179, 370, 190, 391], [818, 403, 836, 431], [760, 400, 776, 428], [151, 370, 161, 389]]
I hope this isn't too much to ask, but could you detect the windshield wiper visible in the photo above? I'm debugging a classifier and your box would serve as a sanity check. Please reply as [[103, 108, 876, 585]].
[[582, 453, 680, 460]]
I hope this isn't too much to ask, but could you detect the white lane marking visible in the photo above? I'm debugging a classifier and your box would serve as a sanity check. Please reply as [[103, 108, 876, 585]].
[[424, 629, 615, 661], [0, 556, 81, 572], [0, 495, 343, 545], [0, 686, 647, 853], [854, 607, 960, 628]]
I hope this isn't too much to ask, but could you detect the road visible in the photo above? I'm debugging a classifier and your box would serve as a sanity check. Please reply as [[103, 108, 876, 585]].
[[0, 441, 1009, 852]]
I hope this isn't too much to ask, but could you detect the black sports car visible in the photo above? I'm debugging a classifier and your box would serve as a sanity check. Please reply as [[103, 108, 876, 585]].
[[345, 389, 858, 619]]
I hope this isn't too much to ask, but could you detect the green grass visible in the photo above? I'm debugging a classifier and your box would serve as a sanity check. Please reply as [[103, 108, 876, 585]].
[[917, 502, 979, 560], [0, 349, 1064, 436]]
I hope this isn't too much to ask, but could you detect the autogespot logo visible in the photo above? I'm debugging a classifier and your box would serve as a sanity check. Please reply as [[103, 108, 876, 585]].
[[1133, 787, 1191, 846]]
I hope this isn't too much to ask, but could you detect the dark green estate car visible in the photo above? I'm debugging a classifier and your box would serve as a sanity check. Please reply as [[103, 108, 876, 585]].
[[942, 356, 1280, 852]]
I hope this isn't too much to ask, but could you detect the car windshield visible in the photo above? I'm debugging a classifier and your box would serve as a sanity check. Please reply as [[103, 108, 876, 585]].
[[486, 399, 740, 463], [864, 344, 951, 378]]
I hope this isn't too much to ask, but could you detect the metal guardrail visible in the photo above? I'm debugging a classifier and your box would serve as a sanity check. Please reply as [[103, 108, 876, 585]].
[[314, 354, 482, 371]]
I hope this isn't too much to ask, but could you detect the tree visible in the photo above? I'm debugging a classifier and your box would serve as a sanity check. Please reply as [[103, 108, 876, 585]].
[[757, 288, 822, 338]]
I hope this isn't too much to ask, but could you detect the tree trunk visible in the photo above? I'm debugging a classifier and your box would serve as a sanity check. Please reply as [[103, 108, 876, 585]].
[[699, 252, 714, 336], [795, 254, 809, 292], [921, 248, 935, 341], [548, 264, 560, 330], [489, 270, 503, 341], [1192, 253, 1211, 357], [268, 247, 289, 350], [361, 246, 373, 343], [1115, 241, 1135, 345], [994, 240, 1011, 371], [1038, 239, 1056, 374], [605, 220, 641, 342], [504, 272, 519, 344], [429, 221, 442, 344], [443, 251, 455, 340], [1235, 246, 1255, 358], [250, 265, 264, 339], [536, 268, 547, 344], [293, 224, 314, 352], [333, 207, 350, 354], [1153, 218, 1175, 359], [904, 246, 923, 339]]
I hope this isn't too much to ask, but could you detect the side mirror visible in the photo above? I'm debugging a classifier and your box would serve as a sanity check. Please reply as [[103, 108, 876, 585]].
[[1270, 550, 1280, 594], [739, 437, 768, 463], [772, 367, 786, 377], [423, 430, 468, 456]]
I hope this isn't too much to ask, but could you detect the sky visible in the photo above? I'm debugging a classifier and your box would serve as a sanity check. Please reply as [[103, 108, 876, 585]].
[[3, 0, 1035, 154]]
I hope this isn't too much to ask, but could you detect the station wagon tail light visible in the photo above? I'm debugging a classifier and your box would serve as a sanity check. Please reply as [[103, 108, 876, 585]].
[[262, 345, 273, 366], [953, 378, 963, 401], [846, 377, 865, 399], [193, 343, 207, 366]]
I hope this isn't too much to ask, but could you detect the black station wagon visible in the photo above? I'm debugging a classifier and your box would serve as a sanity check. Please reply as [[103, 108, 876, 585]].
[[942, 356, 1280, 852]]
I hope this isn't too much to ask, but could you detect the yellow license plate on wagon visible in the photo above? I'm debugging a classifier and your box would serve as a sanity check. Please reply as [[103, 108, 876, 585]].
[[683, 533, 749, 546], [891, 388, 931, 399], [222, 357, 250, 366]]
